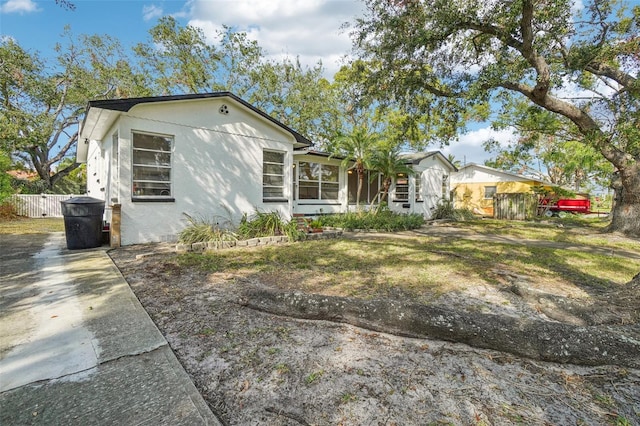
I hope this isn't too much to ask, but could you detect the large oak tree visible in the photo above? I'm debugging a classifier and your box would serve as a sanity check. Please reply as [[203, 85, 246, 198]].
[[0, 31, 150, 192], [352, 0, 640, 236]]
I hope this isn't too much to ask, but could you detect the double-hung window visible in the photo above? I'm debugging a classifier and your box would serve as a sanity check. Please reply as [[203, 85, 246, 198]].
[[395, 174, 409, 201], [484, 185, 497, 199], [132, 132, 172, 199], [263, 150, 286, 201], [298, 162, 339, 201]]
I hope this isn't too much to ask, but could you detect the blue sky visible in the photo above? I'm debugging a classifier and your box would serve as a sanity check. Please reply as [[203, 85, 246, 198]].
[[0, 0, 512, 164]]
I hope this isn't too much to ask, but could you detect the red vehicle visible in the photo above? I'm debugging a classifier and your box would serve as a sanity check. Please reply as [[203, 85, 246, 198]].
[[539, 196, 591, 217]]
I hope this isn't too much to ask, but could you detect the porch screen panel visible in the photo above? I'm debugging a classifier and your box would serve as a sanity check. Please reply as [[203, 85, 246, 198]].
[[348, 170, 380, 204], [347, 171, 358, 203], [132, 132, 172, 197], [369, 172, 380, 203]]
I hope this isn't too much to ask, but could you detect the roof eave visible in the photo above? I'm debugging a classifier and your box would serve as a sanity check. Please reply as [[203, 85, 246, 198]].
[[85, 92, 312, 147]]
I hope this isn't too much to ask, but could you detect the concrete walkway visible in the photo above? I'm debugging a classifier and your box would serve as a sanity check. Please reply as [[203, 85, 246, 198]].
[[0, 233, 220, 425]]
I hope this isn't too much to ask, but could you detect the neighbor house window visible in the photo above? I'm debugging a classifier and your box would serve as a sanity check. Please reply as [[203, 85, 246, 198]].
[[484, 185, 497, 199], [348, 170, 381, 204], [441, 174, 449, 200], [395, 174, 409, 201], [263, 150, 286, 201], [132, 132, 172, 198], [298, 162, 339, 201]]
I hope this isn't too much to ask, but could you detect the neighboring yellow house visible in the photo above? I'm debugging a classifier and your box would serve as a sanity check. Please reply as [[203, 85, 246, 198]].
[[451, 163, 554, 217]]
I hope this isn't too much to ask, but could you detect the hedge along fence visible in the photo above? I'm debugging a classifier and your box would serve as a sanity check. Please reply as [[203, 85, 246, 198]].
[[175, 230, 343, 253], [10, 194, 77, 218]]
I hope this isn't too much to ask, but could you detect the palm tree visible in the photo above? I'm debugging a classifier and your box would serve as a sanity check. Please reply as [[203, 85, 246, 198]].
[[370, 143, 413, 213], [333, 127, 378, 210], [447, 154, 462, 168]]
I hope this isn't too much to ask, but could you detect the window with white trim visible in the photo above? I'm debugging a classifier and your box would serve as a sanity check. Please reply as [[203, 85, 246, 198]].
[[395, 174, 409, 201], [484, 185, 497, 199], [415, 174, 422, 201], [263, 150, 286, 201], [132, 132, 172, 198], [298, 161, 339, 201]]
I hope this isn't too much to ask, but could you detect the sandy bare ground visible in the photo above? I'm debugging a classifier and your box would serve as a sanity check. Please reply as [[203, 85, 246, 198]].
[[109, 227, 640, 426]]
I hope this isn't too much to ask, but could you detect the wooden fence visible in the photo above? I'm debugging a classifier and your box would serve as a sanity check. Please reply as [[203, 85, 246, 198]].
[[494, 193, 538, 220], [10, 194, 77, 218]]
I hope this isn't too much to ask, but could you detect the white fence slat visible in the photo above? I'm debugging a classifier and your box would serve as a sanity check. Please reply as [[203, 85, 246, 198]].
[[11, 194, 77, 218]]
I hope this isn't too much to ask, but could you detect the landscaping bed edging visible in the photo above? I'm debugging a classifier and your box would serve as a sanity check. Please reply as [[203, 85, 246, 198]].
[[175, 230, 343, 253]]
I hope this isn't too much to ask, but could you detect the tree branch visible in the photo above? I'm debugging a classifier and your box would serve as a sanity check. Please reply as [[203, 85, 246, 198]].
[[50, 133, 78, 164], [585, 62, 637, 90]]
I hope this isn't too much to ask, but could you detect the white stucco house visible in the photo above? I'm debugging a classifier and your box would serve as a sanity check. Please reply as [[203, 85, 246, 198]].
[[78, 92, 457, 245]]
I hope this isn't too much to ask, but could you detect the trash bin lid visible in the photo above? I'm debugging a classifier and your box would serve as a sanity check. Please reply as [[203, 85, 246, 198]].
[[61, 196, 105, 205]]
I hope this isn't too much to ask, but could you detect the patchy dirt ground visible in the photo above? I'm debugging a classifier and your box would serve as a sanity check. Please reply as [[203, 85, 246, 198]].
[[109, 228, 640, 426]]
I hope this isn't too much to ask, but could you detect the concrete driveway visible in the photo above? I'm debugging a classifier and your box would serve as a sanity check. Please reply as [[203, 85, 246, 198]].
[[0, 232, 220, 425]]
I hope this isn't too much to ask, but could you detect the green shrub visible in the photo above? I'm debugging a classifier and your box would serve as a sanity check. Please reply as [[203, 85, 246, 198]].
[[317, 211, 424, 232], [283, 219, 306, 242], [431, 201, 476, 221], [0, 202, 19, 220], [178, 213, 238, 244], [237, 210, 290, 239]]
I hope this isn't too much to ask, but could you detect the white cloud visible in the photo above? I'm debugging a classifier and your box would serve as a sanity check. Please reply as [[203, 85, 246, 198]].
[[440, 127, 516, 166], [185, 0, 365, 78], [0, 0, 40, 14], [142, 4, 163, 22]]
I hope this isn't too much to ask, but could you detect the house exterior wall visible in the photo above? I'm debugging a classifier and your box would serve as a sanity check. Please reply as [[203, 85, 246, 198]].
[[451, 166, 544, 216], [389, 155, 454, 218], [86, 126, 117, 224], [87, 97, 296, 245]]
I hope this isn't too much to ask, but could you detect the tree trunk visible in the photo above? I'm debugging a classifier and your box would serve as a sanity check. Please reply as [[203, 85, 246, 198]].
[[374, 178, 392, 214], [356, 165, 364, 211], [608, 164, 640, 237], [242, 288, 640, 368]]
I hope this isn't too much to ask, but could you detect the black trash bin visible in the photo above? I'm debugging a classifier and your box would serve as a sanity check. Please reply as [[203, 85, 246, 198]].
[[61, 196, 106, 250]]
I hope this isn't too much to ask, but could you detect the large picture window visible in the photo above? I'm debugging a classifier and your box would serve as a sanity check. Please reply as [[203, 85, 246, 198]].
[[298, 162, 339, 201], [263, 150, 286, 201], [132, 132, 172, 198]]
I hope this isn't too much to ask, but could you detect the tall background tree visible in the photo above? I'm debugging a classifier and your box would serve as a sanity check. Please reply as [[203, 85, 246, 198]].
[[0, 29, 149, 193], [1, 19, 340, 194], [133, 16, 220, 94], [484, 104, 614, 192], [352, 0, 640, 236]]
